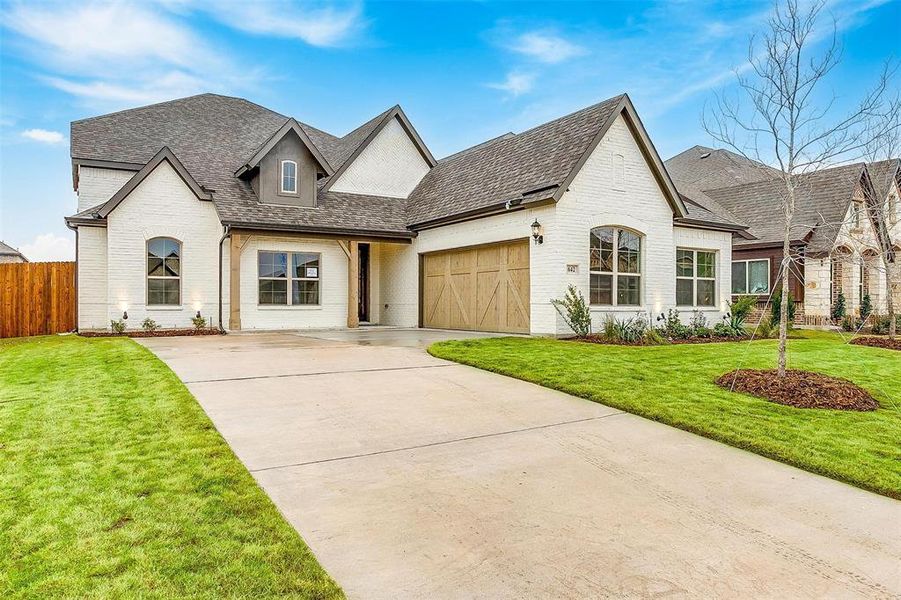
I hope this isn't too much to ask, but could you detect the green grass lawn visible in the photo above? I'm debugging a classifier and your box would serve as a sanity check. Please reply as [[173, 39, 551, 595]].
[[0, 335, 342, 599], [429, 331, 901, 498]]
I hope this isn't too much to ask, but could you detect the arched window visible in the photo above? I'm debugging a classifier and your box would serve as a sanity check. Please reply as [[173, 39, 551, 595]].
[[147, 237, 181, 306], [280, 160, 297, 194], [589, 226, 641, 306]]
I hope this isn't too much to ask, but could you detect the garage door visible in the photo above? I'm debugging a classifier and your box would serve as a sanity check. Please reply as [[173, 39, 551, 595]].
[[421, 239, 530, 334]]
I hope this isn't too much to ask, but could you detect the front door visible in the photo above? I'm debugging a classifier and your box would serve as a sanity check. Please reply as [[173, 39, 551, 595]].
[[358, 243, 370, 323]]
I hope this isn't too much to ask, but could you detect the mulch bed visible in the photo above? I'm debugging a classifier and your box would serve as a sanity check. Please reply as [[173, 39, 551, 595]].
[[715, 369, 878, 411], [80, 328, 223, 338], [568, 335, 746, 346], [850, 337, 901, 352]]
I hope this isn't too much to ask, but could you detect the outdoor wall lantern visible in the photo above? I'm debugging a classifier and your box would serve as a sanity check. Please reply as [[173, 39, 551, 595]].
[[656, 312, 666, 322], [531, 219, 544, 245]]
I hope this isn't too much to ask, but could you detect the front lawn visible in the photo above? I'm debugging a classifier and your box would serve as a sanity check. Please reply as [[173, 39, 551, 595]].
[[429, 331, 901, 498], [0, 336, 342, 599]]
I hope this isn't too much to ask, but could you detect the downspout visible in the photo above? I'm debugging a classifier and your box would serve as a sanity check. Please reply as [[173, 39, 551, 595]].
[[218, 225, 231, 332], [66, 221, 79, 333]]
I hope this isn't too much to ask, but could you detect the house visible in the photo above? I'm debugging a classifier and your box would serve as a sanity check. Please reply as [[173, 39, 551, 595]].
[[0, 241, 28, 264], [65, 93, 742, 335], [666, 146, 900, 324]]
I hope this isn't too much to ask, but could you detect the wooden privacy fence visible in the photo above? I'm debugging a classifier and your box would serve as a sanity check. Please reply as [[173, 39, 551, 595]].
[[0, 262, 76, 338]]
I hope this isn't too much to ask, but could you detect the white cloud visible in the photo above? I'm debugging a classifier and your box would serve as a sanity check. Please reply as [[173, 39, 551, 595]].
[[42, 71, 210, 106], [487, 72, 536, 97], [20, 233, 75, 262], [21, 129, 65, 144], [507, 31, 586, 64], [205, 1, 365, 47]]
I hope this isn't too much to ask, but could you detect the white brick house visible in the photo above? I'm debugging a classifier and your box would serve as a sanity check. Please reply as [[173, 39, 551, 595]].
[[66, 93, 743, 335]]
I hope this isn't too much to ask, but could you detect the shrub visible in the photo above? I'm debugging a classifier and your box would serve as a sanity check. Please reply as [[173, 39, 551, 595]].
[[602, 314, 655, 343], [643, 328, 667, 345], [714, 321, 745, 338], [191, 315, 207, 330], [141, 317, 159, 332], [770, 289, 795, 327], [841, 315, 859, 332], [728, 296, 758, 327], [551, 285, 592, 337], [870, 314, 891, 335], [751, 317, 775, 338], [832, 291, 846, 321], [860, 294, 873, 322], [659, 309, 691, 339], [689, 310, 710, 336], [110, 319, 126, 334]]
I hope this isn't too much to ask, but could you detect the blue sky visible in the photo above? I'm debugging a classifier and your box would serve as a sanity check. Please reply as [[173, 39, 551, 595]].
[[1, 0, 898, 260]]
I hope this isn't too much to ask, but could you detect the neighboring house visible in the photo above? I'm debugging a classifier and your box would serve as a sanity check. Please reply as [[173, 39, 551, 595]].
[[666, 146, 899, 325], [65, 93, 742, 335], [0, 241, 28, 264]]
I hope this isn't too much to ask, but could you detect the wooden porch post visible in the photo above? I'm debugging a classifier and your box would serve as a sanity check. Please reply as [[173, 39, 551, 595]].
[[347, 240, 359, 328], [229, 233, 242, 330]]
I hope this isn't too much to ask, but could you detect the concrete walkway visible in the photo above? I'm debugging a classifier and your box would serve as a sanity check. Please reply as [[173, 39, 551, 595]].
[[139, 328, 901, 599]]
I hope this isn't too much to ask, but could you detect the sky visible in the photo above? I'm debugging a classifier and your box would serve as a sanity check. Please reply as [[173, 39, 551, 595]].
[[0, 0, 898, 261]]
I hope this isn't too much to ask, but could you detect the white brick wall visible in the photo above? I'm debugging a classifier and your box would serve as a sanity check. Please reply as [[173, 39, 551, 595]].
[[236, 236, 348, 330], [384, 114, 733, 335], [330, 117, 430, 198], [76, 226, 108, 329], [77, 166, 135, 211], [105, 161, 225, 329]]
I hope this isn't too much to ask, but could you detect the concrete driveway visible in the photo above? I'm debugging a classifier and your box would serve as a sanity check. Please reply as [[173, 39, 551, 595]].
[[139, 328, 901, 599]]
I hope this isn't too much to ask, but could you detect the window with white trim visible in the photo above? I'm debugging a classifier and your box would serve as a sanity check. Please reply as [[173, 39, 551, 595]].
[[888, 193, 898, 225], [731, 259, 769, 295], [676, 249, 716, 307], [589, 227, 641, 306], [258, 251, 320, 305], [851, 200, 862, 228], [280, 160, 297, 194], [147, 237, 180, 305]]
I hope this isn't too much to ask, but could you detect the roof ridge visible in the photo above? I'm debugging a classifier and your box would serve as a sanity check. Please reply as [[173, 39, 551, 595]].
[[71, 93, 288, 125], [340, 106, 396, 140]]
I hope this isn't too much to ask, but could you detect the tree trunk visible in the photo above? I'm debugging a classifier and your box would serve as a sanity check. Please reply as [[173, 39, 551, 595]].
[[777, 235, 791, 377]]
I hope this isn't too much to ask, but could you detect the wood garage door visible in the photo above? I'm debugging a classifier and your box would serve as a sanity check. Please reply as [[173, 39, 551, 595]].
[[421, 239, 530, 334]]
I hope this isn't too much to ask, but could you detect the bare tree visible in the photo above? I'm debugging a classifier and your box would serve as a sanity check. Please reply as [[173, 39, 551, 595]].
[[703, 0, 897, 375]]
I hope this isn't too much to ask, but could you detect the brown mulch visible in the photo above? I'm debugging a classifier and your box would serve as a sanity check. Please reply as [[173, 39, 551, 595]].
[[850, 337, 901, 351], [568, 335, 746, 346], [715, 369, 879, 411], [80, 328, 223, 338]]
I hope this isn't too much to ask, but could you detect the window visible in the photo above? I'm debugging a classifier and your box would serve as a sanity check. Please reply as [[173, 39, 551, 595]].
[[258, 251, 321, 305], [280, 160, 297, 194], [676, 249, 716, 307], [888, 193, 898, 225], [147, 237, 180, 305], [589, 227, 641, 306], [731, 259, 769, 295], [851, 200, 862, 228]]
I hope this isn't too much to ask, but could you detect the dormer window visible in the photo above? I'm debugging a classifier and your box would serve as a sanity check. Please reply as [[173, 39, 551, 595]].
[[280, 160, 297, 194]]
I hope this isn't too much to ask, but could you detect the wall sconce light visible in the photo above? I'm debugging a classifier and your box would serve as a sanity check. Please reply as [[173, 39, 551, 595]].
[[194, 302, 202, 319], [656, 312, 666, 322], [531, 219, 544, 245], [122, 310, 128, 320]]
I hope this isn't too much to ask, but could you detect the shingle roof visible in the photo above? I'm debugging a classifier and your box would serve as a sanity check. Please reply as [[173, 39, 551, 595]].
[[868, 158, 900, 201], [704, 163, 866, 253], [0, 241, 27, 260], [68, 92, 726, 236], [406, 95, 625, 226]]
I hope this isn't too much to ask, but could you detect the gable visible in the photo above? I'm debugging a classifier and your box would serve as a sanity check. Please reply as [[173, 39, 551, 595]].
[[329, 116, 431, 199], [560, 114, 675, 225], [252, 130, 318, 207]]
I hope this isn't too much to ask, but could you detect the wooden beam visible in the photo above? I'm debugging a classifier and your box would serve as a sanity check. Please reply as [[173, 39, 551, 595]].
[[347, 240, 359, 328], [229, 233, 242, 330]]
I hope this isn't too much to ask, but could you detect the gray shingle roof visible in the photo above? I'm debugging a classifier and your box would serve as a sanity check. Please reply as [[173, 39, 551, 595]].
[[704, 163, 866, 253], [70, 93, 413, 235], [868, 158, 900, 201], [405, 95, 624, 226], [0, 240, 27, 260]]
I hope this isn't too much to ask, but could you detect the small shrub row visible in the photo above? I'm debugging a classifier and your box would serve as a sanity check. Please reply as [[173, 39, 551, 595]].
[[109, 315, 209, 335]]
